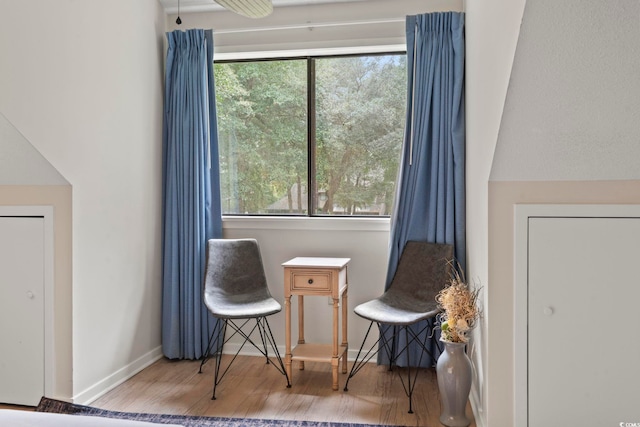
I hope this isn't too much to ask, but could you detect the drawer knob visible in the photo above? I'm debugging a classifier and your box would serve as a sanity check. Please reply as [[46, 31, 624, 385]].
[[307, 278, 314, 284]]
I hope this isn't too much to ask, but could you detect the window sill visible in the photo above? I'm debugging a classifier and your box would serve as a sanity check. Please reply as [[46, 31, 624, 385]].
[[222, 216, 391, 232]]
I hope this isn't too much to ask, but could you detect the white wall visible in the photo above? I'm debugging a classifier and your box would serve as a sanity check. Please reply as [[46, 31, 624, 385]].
[[0, 113, 68, 185], [485, 0, 640, 425], [0, 0, 166, 403], [491, 0, 640, 181], [464, 0, 526, 425]]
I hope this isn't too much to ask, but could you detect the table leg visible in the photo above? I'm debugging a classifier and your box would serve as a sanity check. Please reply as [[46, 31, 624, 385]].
[[332, 296, 339, 390], [298, 295, 305, 370], [284, 295, 292, 382], [341, 288, 348, 374]]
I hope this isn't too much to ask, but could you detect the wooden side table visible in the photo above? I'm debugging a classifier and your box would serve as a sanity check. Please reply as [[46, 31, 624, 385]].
[[282, 257, 350, 391]]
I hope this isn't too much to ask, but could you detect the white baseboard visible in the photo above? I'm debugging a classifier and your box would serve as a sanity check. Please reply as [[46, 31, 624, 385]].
[[73, 346, 164, 405]]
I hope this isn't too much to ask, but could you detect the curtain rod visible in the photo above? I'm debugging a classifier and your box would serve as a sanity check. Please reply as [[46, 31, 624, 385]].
[[212, 18, 405, 34]]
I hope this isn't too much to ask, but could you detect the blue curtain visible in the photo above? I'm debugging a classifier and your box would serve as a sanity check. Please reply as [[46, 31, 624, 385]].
[[379, 12, 465, 367], [162, 29, 223, 360]]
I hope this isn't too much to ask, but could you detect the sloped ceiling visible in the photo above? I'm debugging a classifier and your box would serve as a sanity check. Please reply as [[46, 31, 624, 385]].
[[0, 113, 68, 185], [490, 0, 640, 181]]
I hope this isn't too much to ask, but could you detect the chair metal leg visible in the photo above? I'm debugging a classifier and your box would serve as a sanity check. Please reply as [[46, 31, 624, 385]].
[[199, 319, 224, 374], [344, 321, 375, 391], [346, 319, 440, 414], [203, 316, 291, 400], [257, 317, 270, 364], [394, 323, 436, 413], [211, 320, 228, 400], [344, 322, 398, 391], [260, 317, 291, 388], [389, 325, 398, 371], [405, 326, 414, 414]]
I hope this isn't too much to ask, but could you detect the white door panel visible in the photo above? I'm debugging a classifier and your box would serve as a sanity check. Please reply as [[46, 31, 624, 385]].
[[0, 217, 45, 405], [528, 217, 640, 426]]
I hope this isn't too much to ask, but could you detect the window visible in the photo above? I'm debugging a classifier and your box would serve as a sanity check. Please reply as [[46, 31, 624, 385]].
[[214, 53, 406, 216]]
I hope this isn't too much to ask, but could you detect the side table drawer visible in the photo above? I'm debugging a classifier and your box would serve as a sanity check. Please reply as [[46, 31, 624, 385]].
[[290, 269, 331, 293]]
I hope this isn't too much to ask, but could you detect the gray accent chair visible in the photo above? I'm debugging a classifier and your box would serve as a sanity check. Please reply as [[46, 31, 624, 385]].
[[198, 238, 290, 399], [343, 241, 454, 413]]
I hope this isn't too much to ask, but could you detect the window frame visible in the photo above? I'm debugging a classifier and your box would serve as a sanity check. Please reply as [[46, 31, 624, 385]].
[[214, 49, 407, 218]]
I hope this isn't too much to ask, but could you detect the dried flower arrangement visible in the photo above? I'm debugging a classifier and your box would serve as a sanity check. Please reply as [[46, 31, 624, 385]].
[[436, 264, 481, 343]]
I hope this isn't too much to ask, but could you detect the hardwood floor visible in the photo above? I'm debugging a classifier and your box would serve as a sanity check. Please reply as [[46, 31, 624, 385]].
[[0, 403, 32, 411], [90, 356, 476, 426], [1, 355, 476, 426]]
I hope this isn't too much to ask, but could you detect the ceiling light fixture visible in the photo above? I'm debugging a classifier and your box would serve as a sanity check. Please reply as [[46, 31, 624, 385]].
[[176, 0, 182, 24], [214, 0, 273, 18]]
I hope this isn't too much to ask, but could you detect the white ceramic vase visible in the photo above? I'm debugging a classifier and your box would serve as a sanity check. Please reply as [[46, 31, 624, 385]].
[[436, 340, 472, 427]]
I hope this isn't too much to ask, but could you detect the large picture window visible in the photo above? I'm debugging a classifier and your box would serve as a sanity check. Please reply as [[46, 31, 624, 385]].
[[215, 53, 406, 216]]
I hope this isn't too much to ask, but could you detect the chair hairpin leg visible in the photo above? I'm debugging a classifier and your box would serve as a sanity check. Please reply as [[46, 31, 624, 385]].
[[261, 317, 291, 388], [211, 320, 228, 400], [345, 320, 439, 414], [395, 322, 437, 413], [405, 326, 413, 414], [204, 316, 291, 400], [343, 321, 376, 391], [343, 322, 402, 392], [389, 325, 398, 371], [199, 319, 224, 374], [257, 317, 269, 364]]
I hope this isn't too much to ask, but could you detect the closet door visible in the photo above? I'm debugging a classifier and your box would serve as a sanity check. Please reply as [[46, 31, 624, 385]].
[[0, 217, 45, 406], [528, 217, 640, 426]]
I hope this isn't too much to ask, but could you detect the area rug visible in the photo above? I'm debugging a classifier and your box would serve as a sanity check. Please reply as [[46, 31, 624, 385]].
[[36, 397, 404, 427]]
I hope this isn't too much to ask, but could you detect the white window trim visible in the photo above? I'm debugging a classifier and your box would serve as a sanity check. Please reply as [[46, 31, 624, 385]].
[[222, 215, 390, 232], [214, 44, 406, 61]]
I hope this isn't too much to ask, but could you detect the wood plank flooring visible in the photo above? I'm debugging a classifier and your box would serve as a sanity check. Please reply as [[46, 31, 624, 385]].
[[1, 355, 476, 426], [91, 356, 475, 427]]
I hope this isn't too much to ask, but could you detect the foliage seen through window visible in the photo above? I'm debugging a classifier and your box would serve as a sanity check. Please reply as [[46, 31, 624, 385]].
[[214, 54, 406, 216]]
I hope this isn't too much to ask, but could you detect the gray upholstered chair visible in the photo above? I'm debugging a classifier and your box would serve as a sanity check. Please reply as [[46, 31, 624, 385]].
[[344, 241, 454, 413], [198, 238, 290, 399]]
